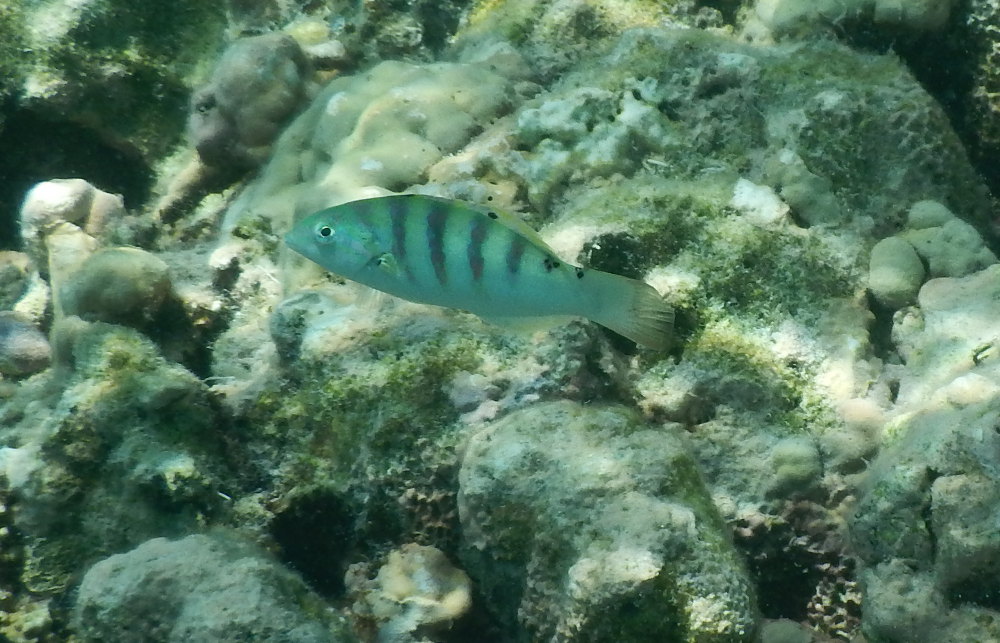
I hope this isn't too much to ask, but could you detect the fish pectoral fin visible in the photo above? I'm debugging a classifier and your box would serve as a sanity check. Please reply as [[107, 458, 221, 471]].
[[372, 252, 400, 275], [478, 314, 576, 334]]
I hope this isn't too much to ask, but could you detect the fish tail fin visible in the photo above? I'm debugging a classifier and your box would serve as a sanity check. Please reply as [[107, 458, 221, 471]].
[[585, 271, 674, 350]]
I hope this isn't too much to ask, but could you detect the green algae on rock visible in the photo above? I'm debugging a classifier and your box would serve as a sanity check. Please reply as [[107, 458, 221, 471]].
[[72, 531, 355, 642], [59, 248, 173, 328], [1, 322, 226, 595], [15, 0, 227, 163], [459, 401, 758, 641]]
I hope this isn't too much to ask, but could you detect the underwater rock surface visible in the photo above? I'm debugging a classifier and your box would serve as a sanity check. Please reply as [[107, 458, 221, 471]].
[[0, 1, 999, 641], [459, 401, 756, 641], [72, 532, 354, 642]]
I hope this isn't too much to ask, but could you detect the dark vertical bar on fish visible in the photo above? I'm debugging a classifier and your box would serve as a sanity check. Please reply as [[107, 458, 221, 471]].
[[389, 197, 413, 281], [506, 230, 526, 277], [468, 217, 487, 282], [426, 204, 448, 285]]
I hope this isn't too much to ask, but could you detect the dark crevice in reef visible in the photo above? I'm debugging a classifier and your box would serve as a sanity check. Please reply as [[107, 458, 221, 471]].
[[866, 291, 899, 365], [0, 107, 152, 251], [270, 489, 355, 596]]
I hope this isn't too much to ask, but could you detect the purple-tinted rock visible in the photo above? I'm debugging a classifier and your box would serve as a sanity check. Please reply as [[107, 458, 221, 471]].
[[188, 33, 309, 169]]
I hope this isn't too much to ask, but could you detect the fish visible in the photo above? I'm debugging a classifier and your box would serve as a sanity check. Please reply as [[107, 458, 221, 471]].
[[284, 194, 674, 349]]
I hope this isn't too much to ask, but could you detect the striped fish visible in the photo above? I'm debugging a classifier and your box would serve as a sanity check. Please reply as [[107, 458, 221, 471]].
[[284, 194, 673, 349]]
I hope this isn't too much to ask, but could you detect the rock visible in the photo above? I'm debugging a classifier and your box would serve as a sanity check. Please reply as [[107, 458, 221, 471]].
[[0, 252, 31, 311], [730, 178, 791, 227], [964, 0, 1000, 198], [850, 384, 1000, 641], [901, 200, 997, 279], [931, 472, 1000, 592], [188, 33, 310, 171], [15, 0, 226, 163], [893, 264, 1000, 406], [860, 562, 948, 642], [766, 436, 823, 497], [0, 312, 50, 377], [765, 149, 844, 227], [906, 199, 954, 229], [3, 322, 225, 592], [458, 401, 757, 641], [454, 0, 712, 79], [18, 179, 124, 268], [71, 532, 353, 642], [59, 247, 172, 328], [750, 0, 958, 38], [903, 217, 998, 278], [868, 236, 925, 309], [860, 559, 1000, 641], [44, 222, 97, 319], [758, 618, 819, 643]]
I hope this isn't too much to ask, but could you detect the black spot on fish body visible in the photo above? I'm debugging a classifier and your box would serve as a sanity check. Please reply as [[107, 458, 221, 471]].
[[543, 256, 560, 272], [487, 211, 498, 219], [575, 267, 584, 279]]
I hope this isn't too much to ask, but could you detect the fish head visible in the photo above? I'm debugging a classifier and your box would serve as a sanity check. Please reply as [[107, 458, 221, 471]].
[[284, 206, 380, 277]]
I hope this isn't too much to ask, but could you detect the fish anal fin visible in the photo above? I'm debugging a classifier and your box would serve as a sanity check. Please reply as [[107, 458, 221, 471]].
[[478, 314, 576, 335]]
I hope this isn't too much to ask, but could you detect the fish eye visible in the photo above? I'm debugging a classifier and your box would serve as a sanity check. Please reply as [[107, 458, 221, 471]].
[[315, 224, 335, 242]]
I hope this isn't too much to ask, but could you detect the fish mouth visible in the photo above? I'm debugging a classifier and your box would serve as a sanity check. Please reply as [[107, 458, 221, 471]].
[[283, 230, 306, 256]]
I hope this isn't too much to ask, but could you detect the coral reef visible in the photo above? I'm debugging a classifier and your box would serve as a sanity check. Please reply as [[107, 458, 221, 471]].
[[748, 0, 959, 39], [0, 323, 227, 598], [734, 502, 861, 640], [0, 0, 998, 640], [459, 401, 757, 641], [346, 543, 471, 642], [965, 0, 1000, 195], [72, 532, 355, 642]]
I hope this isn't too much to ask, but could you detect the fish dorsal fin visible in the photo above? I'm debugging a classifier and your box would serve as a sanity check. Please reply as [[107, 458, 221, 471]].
[[473, 203, 558, 255], [408, 194, 557, 255]]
